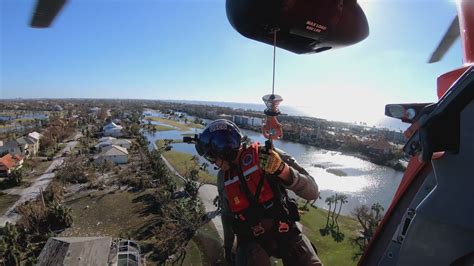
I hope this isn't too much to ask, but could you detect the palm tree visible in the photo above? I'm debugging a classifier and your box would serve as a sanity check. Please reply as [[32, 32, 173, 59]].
[[330, 194, 339, 228], [335, 194, 348, 226], [324, 196, 334, 227]]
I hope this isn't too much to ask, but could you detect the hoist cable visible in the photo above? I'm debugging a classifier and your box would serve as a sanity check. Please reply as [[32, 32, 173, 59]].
[[271, 29, 277, 96]]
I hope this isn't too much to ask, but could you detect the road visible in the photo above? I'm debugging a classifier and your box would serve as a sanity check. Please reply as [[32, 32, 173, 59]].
[[0, 134, 81, 226], [161, 155, 224, 241]]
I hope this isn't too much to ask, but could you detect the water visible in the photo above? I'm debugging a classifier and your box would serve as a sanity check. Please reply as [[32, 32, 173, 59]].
[[142, 110, 404, 215]]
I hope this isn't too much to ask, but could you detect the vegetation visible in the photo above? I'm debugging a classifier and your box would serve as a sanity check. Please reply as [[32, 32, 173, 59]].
[[319, 193, 349, 242], [351, 203, 385, 260], [0, 188, 73, 264], [300, 206, 361, 266], [55, 156, 92, 184], [162, 150, 216, 185], [0, 222, 22, 266], [38, 117, 76, 157], [145, 116, 203, 131], [134, 133, 207, 264], [0, 168, 27, 189]]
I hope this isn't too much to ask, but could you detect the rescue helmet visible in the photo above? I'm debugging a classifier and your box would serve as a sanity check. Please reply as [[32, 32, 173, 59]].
[[196, 119, 243, 162]]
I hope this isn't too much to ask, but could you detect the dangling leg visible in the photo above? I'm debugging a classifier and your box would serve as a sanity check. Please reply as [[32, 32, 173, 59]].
[[281, 232, 323, 266], [235, 241, 272, 266]]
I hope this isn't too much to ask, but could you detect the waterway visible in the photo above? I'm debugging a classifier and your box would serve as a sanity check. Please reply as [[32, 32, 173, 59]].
[[142, 110, 404, 215]]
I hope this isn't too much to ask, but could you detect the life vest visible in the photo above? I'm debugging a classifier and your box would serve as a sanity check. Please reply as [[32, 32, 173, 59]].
[[224, 143, 298, 237], [224, 142, 274, 214]]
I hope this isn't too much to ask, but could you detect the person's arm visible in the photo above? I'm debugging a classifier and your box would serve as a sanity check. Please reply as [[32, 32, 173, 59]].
[[217, 170, 235, 262], [275, 147, 319, 201]]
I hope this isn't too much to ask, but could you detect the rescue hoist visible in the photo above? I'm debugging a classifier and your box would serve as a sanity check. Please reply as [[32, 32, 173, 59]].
[[262, 29, 284, 150]]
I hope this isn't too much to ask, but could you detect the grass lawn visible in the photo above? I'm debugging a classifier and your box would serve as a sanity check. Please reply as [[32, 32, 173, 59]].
[[0, 193, 20, 214], [62, 187, 224, 264], [145, 117, 204, 131], [153, 125, 174, 131], [155, 139, 183, 149], [300, 206, 361, 266], [23, 159, 53, 179], [162, 150, 216, 185], [61, 189, 156, 237]]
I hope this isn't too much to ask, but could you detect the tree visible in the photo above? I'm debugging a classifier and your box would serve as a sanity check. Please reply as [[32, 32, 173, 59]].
[[55, 156, 88, 184], [320, 193, 348, 242], [331, 194, 339, 227], [47, 203, 73, 230], [8, 167, 25, 186], [334, 194, 348, 226], [351, 202, 385, 260], [0, 222, 21, 265], [324, 196, 334, 228]]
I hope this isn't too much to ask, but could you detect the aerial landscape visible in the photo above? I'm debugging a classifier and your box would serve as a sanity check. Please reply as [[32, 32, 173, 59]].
[[2, 0, 473, 265], [0, 99, 405, 264]]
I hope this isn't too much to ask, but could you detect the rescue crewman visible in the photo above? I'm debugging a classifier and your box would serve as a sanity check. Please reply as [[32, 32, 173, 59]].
[[190, 119, 323, 265]]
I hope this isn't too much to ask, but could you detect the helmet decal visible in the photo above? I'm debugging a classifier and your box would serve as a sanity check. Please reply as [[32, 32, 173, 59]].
[[209, 122, 228, 132]]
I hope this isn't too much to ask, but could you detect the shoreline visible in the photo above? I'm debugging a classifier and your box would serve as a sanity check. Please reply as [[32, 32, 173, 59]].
[[143, 109, 406, 173]]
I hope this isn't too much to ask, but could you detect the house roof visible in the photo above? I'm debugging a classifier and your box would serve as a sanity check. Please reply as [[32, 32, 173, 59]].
[[28, 131, 42, 141], [0, 154, 22, 170], [111, 139, 131, 145], [96, 139, 131, 148], [17, 136, 36, 145], [0, 140, 20, 150], [37, 237, 112, 266], [103, 122, 123, 130], [101, 145, 128, 156], [368, 139, 392, 150], [98, 136, 116, 142]]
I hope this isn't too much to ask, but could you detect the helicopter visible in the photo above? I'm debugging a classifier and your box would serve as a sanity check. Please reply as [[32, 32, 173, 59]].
[[28, 0, 474, 265], [227, 1, 474, 265]]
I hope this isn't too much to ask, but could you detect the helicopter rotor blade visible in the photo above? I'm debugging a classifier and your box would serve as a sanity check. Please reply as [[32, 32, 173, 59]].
[[428, 15, 460, 63], [30, 0, 67, 28]]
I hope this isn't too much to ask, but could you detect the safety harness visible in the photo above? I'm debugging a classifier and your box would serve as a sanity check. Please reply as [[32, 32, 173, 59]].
[[223, 143, 299, 239]]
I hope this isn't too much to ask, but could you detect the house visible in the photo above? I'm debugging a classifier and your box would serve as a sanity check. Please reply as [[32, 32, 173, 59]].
[[0, 154, 23, 176], [53, 104, 64, 111], [98, 136, 116, 142], [37, 237, 112, 266], [37, 237, 142, 266], [95, 145, 129, 165], [16, 137, 35, 157], [95, 139, 132, 150], [367, 139, 392, 155], [89, 107, 100, 113], [0, 140, 22, 156], [0, 132, 41, 158], [28, 131, 42, 142], [103, 122, 124, 137]]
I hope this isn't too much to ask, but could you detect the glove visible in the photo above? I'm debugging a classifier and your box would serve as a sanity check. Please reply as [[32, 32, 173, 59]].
[[259, 149, 286, 175]]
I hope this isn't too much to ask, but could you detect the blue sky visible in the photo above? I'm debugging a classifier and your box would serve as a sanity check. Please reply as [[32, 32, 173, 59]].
[[0, 0, 463, 124]]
